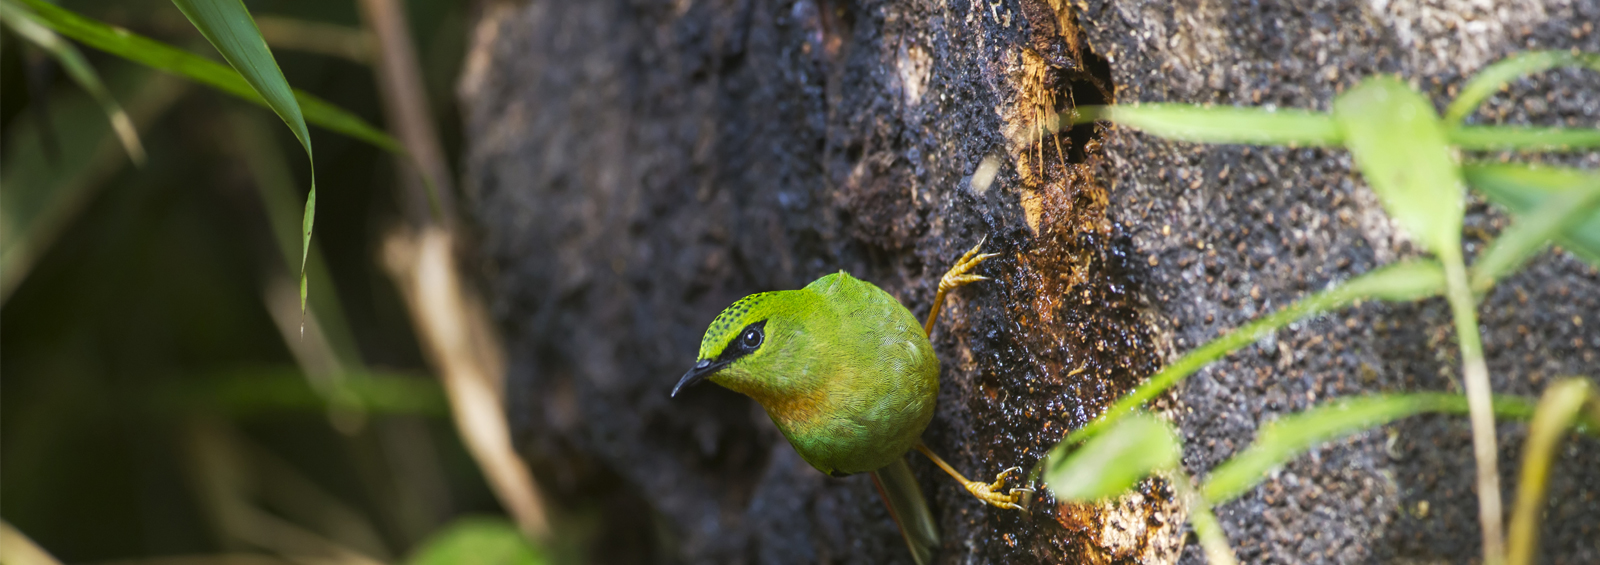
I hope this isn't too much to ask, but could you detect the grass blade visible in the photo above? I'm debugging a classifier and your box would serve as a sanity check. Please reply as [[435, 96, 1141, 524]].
[[1507, 379, 1594, 565], [1445, 51, 1600, 124], [1470, 173, 1600, 291], [1449, 125, 1600, 151], [1071, 104, 1343, 146], [1050, 259, 1444, 454], [1464, 163, 1600, 267], [0, 0, 144, 165], [14, 0, 399, 152], [1202, 395, 1449, 503], [1042, 413, 1179, 501], [1200, 392, 1587, 505]]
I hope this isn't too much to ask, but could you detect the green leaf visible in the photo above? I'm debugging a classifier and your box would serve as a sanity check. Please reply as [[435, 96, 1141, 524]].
[[301, 186, 316, 310], [14, 0, 399, 151], [230, 111, 364, 369], [1334, 77, 1465, 258], [166, 0, 316, 311], [1465, 163, 1600, 267], [1042, 413, 1179, 501], [1199, 392, 1589, 504], [1469, 173, 1600, 291], [1202, 395, 1440, 503], [407, 517, 547, 565], [1445, 50, 1600, 124], [1, 0, 144, 165], [1449, 125, 1600, 151], [1073, 104, 1343, 146], [14, 0, 414, 312], [170, 0, 308, 158], [1052, 260, 1444, 451]]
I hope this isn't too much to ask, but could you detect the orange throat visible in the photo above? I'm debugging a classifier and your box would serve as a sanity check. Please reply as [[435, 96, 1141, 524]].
[[746, 383, 830, 434]]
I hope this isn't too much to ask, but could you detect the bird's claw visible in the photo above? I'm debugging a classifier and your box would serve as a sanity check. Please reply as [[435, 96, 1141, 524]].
[[939, 238, 998, 293], [963, 466, 1031, 512]]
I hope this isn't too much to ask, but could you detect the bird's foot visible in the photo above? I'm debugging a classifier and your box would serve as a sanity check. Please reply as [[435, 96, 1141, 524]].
[[938, 237, 999, 293], [962, 466, 1032, 511]]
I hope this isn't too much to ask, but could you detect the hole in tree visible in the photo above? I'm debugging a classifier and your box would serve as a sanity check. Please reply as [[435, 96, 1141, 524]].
[[1058, 28, 1114, 165]]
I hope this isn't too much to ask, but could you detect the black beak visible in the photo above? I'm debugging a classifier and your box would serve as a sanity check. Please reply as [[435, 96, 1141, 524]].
[[672, 359, 726, 397]]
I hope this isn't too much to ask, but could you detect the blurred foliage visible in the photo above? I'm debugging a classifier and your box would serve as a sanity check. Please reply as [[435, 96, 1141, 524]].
[[0, 0, 498, 562], [405, 517, 547, 565], [1041, 412, 1178, 501]]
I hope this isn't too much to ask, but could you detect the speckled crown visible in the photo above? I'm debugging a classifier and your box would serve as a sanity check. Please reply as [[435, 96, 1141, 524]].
[[699, 292, 771, 357]]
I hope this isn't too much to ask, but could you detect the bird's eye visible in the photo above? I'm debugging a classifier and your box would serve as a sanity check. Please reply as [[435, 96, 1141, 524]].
[[740, 327, 763, 350]]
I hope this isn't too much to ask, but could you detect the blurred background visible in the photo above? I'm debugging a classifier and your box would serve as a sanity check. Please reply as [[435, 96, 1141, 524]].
[[0, 1, 552, 563]]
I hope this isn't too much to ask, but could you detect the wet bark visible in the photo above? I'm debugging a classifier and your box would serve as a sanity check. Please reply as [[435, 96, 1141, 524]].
[[458, 0, 1600, 562]]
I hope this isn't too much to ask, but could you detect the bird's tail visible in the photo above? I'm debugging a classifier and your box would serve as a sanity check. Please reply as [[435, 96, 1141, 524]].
[[870, 456, 940, 565]]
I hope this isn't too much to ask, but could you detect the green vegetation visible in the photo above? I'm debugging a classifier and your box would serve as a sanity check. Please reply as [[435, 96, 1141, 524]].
[[1041, 51, 1600, 565], [1, 0, 495, 563]]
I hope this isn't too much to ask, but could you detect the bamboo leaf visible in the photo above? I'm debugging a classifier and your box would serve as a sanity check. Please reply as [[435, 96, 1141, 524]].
[[1072, 104, 1343, 146], [167, 0, 316, 311], [1334, 77, 1465, 258], [230, 111, 364, 369], [1042, 413, 1179, 501], [170, 0, 308, 157], [14, 0, 399, 151], [1445, 51, 1600, 124]]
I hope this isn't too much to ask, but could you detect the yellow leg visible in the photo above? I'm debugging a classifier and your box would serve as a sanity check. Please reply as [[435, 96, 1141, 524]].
[[914, 442, 1031, 511], [923, 238, 999, 336]]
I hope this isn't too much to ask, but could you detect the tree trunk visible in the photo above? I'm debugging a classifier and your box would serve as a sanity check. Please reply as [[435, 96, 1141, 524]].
[[457, 0, 1600, 562]]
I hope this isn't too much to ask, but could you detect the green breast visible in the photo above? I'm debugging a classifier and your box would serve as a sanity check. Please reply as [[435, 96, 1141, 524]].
[[769, 272, 940, 475]]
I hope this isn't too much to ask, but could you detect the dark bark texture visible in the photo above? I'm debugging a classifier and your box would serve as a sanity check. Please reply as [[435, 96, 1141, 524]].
[[458, 0, 1600, 562]]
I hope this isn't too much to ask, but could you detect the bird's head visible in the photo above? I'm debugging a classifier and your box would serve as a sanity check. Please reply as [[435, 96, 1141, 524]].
[[673, 291, 793, 398]]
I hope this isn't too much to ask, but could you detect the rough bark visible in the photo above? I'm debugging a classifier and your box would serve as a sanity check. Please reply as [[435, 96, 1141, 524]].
[[458, 0, 1600, 563]]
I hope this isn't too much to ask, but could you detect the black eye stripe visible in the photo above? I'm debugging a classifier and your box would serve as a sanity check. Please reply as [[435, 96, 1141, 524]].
[[715, 319, 767, 364]]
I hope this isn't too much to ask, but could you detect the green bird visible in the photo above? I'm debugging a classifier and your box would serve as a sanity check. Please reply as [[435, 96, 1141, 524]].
[[672, 240, 1030, 564]]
